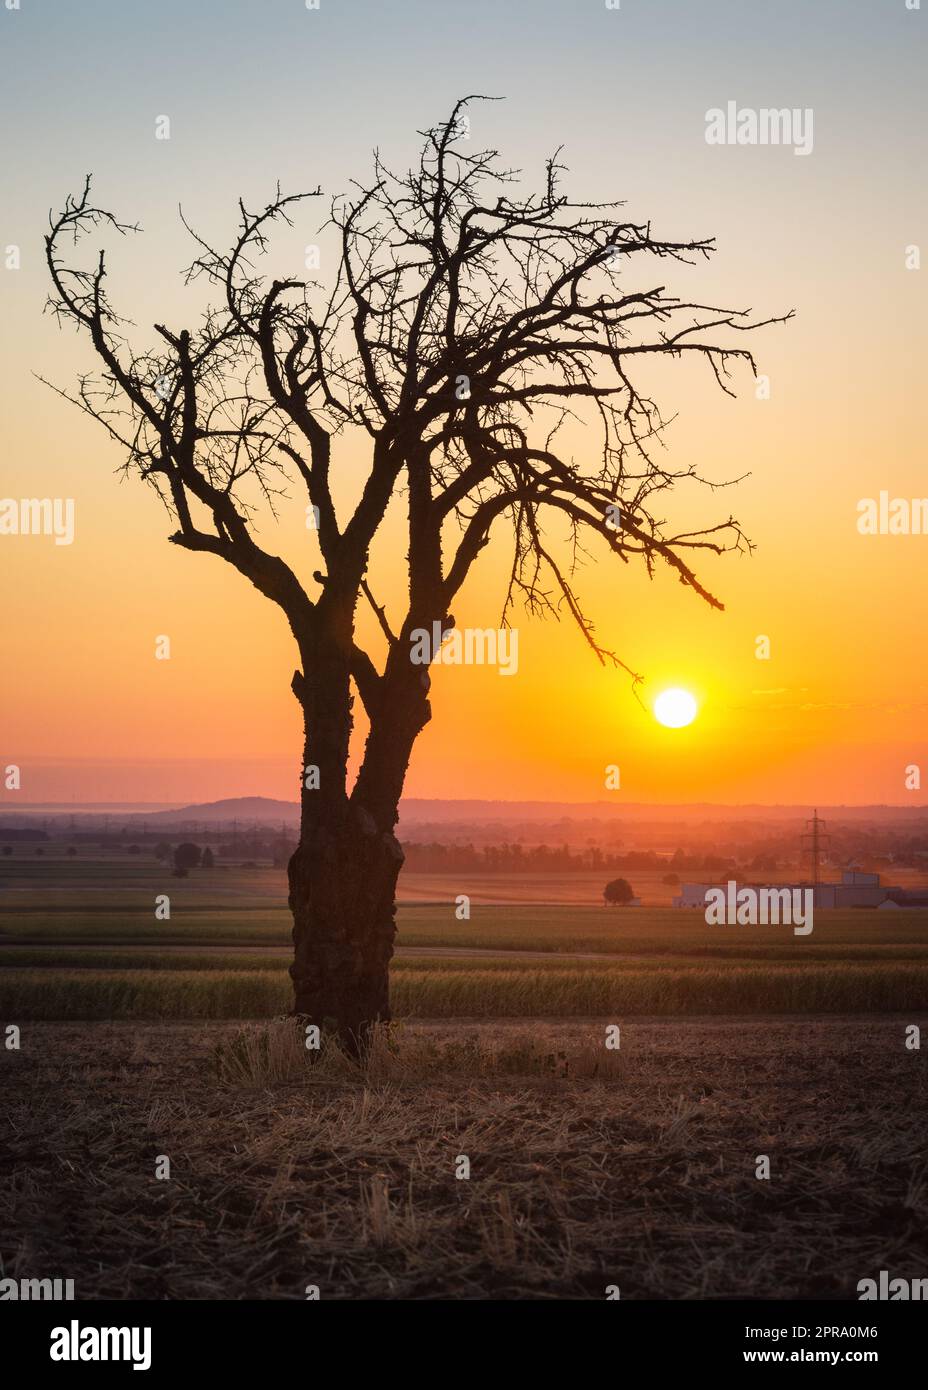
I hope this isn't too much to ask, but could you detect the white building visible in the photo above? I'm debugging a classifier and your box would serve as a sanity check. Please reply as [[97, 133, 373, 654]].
[[672, 870, 911, 910]]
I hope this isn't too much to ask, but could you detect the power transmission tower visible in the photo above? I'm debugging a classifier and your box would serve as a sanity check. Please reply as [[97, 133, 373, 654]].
[[801, 810, 830, 886]]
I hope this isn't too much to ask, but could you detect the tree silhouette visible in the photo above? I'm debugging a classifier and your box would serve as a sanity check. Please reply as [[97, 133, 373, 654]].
[[44, 98, 789, 1051], [173, 842, 202, 872], [603, 877, 635, 906]]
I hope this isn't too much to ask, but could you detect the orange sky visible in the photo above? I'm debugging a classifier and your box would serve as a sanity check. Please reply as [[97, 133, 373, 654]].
[[2, 2, 926, 806]]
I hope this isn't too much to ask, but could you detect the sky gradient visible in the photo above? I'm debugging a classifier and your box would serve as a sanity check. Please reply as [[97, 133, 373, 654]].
[[1, 0, 926, 804]]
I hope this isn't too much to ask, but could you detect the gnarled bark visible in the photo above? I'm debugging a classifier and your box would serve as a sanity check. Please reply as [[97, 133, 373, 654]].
[[287, 648, 430, 1054], [287, 809, 403, 1053]]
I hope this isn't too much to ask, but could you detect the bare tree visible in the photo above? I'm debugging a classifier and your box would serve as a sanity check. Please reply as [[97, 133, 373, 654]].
[[44, 98, 790, 1051]]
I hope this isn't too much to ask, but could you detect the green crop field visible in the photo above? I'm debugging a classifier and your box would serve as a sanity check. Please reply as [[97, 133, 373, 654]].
[[3, 959, 928, 1020], [4, 898, 928, 953], [2, 856, 928, 1020]]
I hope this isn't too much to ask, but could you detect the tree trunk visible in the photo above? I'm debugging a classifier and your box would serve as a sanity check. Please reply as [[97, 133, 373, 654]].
[[286, 632, 431, 1054], [287, 807, 404, 1054]]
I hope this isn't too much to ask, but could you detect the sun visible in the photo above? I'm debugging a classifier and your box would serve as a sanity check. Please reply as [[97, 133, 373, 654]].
[[653, 687, 698, 729]]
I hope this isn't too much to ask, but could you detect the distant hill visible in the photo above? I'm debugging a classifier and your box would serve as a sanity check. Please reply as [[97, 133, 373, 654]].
[[137, 796, 299, 826]]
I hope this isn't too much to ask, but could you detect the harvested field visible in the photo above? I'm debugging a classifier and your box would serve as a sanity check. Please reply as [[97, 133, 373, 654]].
[[2, 1016, 926, 1300]]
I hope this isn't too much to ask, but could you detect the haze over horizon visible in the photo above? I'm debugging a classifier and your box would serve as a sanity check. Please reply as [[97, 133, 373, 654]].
[[4, 791, 928, 821]]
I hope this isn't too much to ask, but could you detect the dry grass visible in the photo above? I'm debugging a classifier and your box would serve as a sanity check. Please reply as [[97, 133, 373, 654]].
[[211, 1019, 624, 1086], [2, 1017, 927, 1300]]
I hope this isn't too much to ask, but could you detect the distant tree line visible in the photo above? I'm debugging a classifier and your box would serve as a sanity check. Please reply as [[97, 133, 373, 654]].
[[400, 843, 742, 874]]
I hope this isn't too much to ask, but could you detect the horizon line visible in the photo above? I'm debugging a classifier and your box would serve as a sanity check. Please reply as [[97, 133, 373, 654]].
[[3, 796, 928, 814]]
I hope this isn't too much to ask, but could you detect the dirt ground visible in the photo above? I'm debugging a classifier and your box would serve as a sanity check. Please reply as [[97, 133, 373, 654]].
[[2, 1016, 926, 1300]]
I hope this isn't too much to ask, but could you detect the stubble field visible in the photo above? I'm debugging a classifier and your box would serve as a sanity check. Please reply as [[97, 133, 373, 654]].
[[3, 1016, 926, 1299]]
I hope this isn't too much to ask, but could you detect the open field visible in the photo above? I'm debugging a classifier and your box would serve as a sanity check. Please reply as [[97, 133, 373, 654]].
[[2, 1017, 926, 1300], [4, 855, 928, 954], [5, 854, 928, 908], [6, 900, 928, 953], [3, 858, 928, 1019]]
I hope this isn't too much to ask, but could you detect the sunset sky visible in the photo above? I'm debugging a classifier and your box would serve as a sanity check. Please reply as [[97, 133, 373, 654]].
[[2, 0, 926, 806]]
